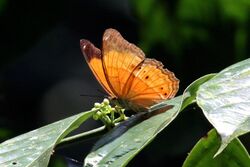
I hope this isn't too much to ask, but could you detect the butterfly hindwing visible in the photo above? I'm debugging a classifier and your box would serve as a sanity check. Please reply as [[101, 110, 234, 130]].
[[126, 58, 179, 108]]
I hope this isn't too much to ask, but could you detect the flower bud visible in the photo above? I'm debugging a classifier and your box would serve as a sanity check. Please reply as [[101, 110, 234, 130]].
[[94, 102, 101, 108], [103, 98, 109, 105]]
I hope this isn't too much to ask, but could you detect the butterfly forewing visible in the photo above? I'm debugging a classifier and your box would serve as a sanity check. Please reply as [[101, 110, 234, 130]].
[[102, 29, 145, 97]]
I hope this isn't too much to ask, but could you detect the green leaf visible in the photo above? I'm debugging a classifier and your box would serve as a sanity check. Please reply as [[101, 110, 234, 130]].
[[83, 73, 216, 167], [84, 96, 182, 167], [181, 74, 216, 111], [183, 129, 250, 167], [197, 58, 250, 156], [0, 111, 94, 167]]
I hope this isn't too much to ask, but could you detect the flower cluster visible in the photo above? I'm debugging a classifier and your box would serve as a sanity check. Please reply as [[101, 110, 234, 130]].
[[91, 98, 127, 129]]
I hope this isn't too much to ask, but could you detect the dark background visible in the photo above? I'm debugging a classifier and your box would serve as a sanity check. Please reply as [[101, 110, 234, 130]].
[[0, 0, 249, 166]]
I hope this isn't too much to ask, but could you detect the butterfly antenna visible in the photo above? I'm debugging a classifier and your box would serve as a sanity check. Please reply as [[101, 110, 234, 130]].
[[80, 94, 104, 99], [97, 89, 108, 96], [80, 89, 108, 99]]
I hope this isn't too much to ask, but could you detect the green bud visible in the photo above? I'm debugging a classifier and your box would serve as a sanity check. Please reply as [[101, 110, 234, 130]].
[[106, 105, 112, 111], [103, 98, 109, 105], [96, 111, 102, 117], [93, 114, 99, 120], [91, 107, 97, 111], [111, 108, 116, 112], [94, 102, 101, 108]]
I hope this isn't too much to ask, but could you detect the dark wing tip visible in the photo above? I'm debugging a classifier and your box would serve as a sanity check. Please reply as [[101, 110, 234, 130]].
[[80, 39, 89, 47], [80, 39, 101, 62], [102, 28, 145, 60]]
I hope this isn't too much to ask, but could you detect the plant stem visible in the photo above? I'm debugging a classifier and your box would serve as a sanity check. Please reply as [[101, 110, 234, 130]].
[[58, 126, 106, 147]]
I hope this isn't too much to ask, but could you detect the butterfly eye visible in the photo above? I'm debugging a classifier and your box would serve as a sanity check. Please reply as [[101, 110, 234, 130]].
[[145, 76, 149, 79]]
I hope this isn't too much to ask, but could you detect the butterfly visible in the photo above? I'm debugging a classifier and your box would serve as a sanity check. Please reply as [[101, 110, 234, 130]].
[[80, 28, 179, 112]]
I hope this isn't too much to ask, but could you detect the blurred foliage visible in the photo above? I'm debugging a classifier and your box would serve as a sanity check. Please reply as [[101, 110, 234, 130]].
[[131, 0, 250, 62], [0, 128, 12, 142], [0, 0, 7, 14]]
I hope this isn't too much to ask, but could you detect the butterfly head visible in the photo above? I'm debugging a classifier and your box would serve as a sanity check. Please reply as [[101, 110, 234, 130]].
[[108, 97, 146, 112]]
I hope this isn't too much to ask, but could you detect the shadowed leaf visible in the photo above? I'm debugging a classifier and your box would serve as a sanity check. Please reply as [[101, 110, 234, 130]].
[[0, 111, 94, 167], [183, 129, 250, 167]]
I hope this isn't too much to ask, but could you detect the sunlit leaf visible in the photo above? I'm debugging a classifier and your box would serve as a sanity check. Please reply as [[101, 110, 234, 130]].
[[0, 111, 94, 167], [197, 58, 250, 156], [183, 129, 250, 167], [181, 74, 216, 111]]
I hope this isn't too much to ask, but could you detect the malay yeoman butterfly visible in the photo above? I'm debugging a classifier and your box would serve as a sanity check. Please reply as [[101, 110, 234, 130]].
[[80, 28, 179, 112]]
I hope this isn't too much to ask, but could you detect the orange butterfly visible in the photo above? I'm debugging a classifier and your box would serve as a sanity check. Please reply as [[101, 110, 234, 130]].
[[80, 28, 179, 111]]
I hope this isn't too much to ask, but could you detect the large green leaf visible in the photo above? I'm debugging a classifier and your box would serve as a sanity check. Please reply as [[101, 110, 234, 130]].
[[181, 74, 216, 111], [84, 96, 182, 167], [0, 111, 94, 167], [83, 74, 215, 167], [197, 58, 250, 156], [183, 129, 250, 167]]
